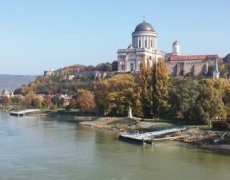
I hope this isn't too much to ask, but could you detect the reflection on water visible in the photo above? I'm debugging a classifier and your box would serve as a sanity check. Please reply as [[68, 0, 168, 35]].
[[0, 112, 229, 180]]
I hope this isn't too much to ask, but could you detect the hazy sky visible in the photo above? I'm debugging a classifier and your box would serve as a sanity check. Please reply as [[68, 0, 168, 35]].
[[0, 0, 229, 75]]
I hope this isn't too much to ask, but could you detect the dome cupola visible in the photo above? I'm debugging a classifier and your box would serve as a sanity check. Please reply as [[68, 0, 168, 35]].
[[134, 21, 155, 32], [132, 21, 157, 49]]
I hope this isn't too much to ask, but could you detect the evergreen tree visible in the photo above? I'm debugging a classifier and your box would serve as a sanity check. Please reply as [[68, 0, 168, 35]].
[[152, 60, 169, 117]]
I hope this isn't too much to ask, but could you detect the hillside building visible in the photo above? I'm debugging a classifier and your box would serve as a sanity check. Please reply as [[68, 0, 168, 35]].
[[44, 67, 55, 77]]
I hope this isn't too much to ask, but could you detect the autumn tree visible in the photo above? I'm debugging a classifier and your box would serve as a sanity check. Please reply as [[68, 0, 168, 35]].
[[204, 78, 230, 121], [0, 96, 11, 106], [42, 95, 54, 108], [152, 60, 169, 117], [77, 89, 96, 113], [66, 98, 77, 110], [31, 96, 43, 108], [138, 60, 152, 118], [93, 74, 135, 116], [21, 95, 33, 106], [93, 79, 108, 115], [133, 87, 143, 117]]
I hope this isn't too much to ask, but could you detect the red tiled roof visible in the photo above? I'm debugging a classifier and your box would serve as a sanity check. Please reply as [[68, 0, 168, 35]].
[[169, 55, 218, 61]]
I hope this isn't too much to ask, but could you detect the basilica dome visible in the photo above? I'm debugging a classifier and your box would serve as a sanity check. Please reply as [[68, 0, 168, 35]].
[[134, 21, 155, 32]]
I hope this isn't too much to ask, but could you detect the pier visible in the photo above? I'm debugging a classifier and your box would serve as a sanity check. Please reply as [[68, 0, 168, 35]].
[[10, 109, 40, 116], [119, 127, 186, 144]]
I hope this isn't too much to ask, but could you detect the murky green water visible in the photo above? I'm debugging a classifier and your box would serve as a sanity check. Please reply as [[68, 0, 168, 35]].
[[0, 112, 229, 180]]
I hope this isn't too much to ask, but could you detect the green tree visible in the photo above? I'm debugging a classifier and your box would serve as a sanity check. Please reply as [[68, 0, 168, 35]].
[[138, 60, 152, 118], [196, 82, 227, 126], [11, 95, 22, 104], [169, 78, 200, 121], [152, 60, 169, 117]]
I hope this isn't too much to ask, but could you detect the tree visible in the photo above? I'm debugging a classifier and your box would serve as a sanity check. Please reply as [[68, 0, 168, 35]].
[[42, 95, 54, 108], [11, 95, 22, 104], [66, 98, 77, 110], [207, 78, 230, 121], [138, 60, 152, 118], [112, 61, 118, 71], [77, 89, 96, 113], [196, 82, 227, 126], [96, 62, 112, 71], [169, 77, 200, 121], [31, 96, 43, 108], [152, 60, 169, 117], [0, 96, 11, 106], [133, 87, 143, 117], [218, 63, 228, 76], [93, 74, 135, 116], [93, 79, 109, 115], [22, 95, 33, 106]]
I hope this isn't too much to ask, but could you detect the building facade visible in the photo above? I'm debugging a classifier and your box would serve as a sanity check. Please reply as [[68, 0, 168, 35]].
[[117, 21, 164, 72], [117, 21, 219, 77]]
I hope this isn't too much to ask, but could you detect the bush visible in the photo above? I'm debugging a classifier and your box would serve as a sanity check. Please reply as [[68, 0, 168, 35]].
[[212, 121, 228, 131]]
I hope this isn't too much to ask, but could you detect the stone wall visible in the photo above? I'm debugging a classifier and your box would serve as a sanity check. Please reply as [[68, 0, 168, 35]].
[[166, 59, 215, 76]]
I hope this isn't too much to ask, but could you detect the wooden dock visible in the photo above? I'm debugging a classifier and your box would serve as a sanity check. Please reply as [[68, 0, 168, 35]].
[[119, 127, 186, 144], [10, 109, 40, 116]]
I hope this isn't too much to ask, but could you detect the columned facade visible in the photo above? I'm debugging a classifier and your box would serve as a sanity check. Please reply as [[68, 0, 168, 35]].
[[117, 21, 164, 72], [117, 21, 220, 78]]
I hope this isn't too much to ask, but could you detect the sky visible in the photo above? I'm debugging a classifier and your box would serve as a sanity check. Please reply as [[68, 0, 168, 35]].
[[0, 0, 229, 75]]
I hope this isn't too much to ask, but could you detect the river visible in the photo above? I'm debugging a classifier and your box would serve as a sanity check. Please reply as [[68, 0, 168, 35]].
[[0, 112, 229, 180]]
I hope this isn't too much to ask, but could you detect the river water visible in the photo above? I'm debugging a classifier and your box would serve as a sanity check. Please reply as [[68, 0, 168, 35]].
[[0, 112, 230, 180]]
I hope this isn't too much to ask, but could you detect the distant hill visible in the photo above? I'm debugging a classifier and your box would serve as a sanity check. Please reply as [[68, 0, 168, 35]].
[[0, 74, 38, 91]]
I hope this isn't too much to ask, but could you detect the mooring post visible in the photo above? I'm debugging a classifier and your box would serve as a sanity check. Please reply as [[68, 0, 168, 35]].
[[142, 139, 146, 147], [151, 136, 155, 148]]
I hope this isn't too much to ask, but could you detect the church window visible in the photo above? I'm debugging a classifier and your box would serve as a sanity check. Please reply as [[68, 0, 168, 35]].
[[145, 40, 147, 48], [151, 40, 153, 47], [139, 40, 141, 48], [130, 63, 134, 71]]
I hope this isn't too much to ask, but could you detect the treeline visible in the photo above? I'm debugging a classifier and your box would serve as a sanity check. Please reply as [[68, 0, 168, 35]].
[[14, 76, 92, 95], [2, 60, 230, 125], [70, 60, 230, 126]]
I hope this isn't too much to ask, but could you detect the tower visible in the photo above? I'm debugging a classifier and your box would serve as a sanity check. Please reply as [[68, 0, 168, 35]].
[[212, 59, 220, 79], [172, 40, 181, 55]]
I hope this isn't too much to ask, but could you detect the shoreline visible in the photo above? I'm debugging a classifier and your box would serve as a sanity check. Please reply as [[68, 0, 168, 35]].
[[79, 117, 230, 154], [3, 109, 230, 154]]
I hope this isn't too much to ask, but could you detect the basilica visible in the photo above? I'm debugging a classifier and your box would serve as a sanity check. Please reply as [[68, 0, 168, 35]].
[[117, 21, 220, 78]]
